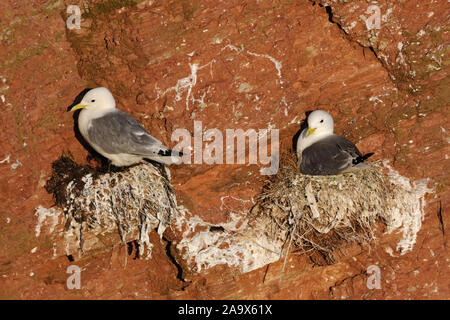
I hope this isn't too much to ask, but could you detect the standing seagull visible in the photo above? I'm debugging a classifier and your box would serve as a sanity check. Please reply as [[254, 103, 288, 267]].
[[296, 110, 373, 175], [70, 87, 182, 167]]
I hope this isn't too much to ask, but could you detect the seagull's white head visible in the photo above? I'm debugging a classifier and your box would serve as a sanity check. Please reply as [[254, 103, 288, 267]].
[[70, 87, 116, 112], [305, 110, 334, 137], [297, 110, 335, 154]]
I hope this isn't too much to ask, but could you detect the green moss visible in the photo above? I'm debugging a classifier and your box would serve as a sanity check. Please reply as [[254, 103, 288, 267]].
[[0, 31, 65, 70], [0, 27, 16, 46], [81, 0, 141, 19], [416, 75, 450, 114], [428, 27, 447, 45], [12, 107, 25, 146], [156, 20, 187, 43], [182, 1, 199, 21], [38, 103, 60, 130], [297, 46, 319, 67], [0, 219, 39, 261], [403, 26, 448, 83], [401, 29, 413, 38], [41, 0, 63, 17], [130, 54, 150, 69]]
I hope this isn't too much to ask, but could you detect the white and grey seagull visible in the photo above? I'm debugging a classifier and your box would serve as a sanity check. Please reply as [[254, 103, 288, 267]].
[[296, 110, 373, 175], [70, 87, 182, 167]]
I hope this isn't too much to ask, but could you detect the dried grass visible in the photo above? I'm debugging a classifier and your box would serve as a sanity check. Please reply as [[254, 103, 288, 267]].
[[46, 156, 177, 259], [252, 152, 396, 265]]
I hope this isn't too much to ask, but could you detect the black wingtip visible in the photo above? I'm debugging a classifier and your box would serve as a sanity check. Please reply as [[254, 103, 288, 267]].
[[362, 152, 374, 161], [158, 149, 184, 157], [352, 152, 374, 165]]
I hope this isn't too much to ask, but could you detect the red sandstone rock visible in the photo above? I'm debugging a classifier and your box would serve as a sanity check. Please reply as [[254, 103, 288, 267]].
[[0, 0, 448, 299]]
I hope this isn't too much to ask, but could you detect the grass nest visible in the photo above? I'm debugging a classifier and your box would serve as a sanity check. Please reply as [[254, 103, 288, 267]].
[[252, 152, 395, 265], [45, 155, 177, 259]]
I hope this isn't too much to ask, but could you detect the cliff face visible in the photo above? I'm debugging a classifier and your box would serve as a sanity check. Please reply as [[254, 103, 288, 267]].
[[0, 0, 448, 299]]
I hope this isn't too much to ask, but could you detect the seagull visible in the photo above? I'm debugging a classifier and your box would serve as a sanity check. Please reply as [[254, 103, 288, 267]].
[[296, 110, 373, 175], [70, 87, 182, 167]]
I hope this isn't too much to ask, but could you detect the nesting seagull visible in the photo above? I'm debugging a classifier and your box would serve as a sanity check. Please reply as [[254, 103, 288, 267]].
[[296, 110, 373, 175], [70, 87, 182, 167]]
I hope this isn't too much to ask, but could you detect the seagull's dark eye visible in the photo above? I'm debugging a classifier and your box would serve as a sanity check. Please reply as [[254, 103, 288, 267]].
[[91, 99, 95, 103], [320, 119, 324, 123]]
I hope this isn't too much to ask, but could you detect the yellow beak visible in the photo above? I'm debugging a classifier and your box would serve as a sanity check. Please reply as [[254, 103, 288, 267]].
[[306, 127, 316, 137], [70, 104, 85, 112]]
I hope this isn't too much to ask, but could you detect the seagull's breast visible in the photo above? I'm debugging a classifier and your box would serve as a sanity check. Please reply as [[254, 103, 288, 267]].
[[296, 129, 307, 156], [298, 130, 331, 154], [77, 109, 92, 142]]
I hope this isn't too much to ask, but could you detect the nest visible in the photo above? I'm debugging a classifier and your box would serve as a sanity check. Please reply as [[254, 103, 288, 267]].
[[45, 156, 177, 259], [252, 153, 423, 265]]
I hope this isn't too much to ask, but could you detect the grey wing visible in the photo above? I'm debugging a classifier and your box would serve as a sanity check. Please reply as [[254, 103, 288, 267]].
[[300, 135, 362, 175], [87, 110, 167, 156]]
